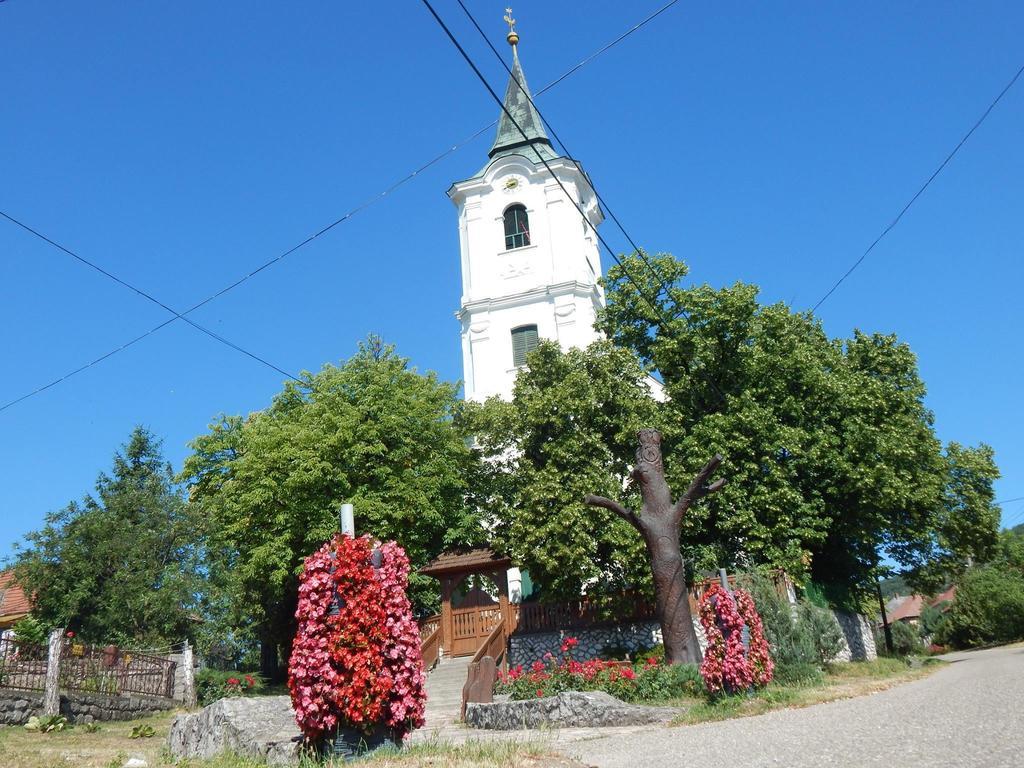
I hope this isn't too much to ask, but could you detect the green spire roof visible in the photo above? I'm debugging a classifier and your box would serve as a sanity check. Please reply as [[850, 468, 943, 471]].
[[488, 45, 557, 163]]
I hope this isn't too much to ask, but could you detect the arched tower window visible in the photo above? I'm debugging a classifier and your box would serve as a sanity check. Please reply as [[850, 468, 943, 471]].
[[503, 204, 531, 250], [511, 324, 539, 367]]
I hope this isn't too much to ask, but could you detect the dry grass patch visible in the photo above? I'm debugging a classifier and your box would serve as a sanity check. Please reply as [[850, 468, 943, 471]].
[[347, 740, 583, 768], [671, 658, 944, 726], [0, 710, 178, 768], [0, 713, 579, 768]]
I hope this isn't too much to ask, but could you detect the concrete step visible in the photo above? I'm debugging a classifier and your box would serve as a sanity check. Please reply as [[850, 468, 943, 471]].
[[422, 657, 473, 728]]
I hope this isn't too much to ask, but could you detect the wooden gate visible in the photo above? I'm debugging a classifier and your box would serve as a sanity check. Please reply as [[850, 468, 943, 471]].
[[450, 605, 504, 657]]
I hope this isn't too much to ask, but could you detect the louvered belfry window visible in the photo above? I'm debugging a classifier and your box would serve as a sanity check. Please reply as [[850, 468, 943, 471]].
[[503, 204, 531, 250], [511, 325, 539, 367]]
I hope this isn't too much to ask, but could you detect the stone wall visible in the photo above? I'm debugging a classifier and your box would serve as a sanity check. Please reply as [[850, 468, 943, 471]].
[[509, 621, 661, 667], [507, 610, 873, 666], [508, 618, 711, 667], [466, 691, 674, 730], [831, 611, 877, 662], [0, 688, 175, 725]]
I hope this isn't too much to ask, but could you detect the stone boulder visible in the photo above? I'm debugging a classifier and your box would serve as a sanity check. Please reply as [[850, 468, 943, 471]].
[[465, 691, 674, 730], [167, 696, 303, 766]]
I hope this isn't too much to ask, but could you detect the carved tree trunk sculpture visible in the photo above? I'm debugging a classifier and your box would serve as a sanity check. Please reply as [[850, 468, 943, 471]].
[[586, 429, 725, 666]]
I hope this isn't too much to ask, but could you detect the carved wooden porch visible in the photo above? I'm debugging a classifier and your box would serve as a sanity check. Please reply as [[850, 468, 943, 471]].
[[419, 548, 514, 661]]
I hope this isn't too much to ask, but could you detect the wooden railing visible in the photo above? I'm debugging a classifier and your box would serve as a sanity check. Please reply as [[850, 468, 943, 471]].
[[460, 616, 507, 720], [471, 616, 507, 671], [420, 626, 441, 673], [513, 591, 658, 635], [418, 614, 441, 638], [511, 572, 791, 636]]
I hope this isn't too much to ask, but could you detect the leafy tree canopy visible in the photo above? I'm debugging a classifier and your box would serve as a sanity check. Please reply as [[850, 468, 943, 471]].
[[180, 337, 484, 672], [15, 427, 201, 646], [469, 341, 657, 599], [474, 252, 1001, 603]]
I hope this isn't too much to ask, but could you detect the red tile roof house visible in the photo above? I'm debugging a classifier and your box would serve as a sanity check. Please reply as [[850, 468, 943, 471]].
[[886, 587, 957, 626], [0, 570, 31, 630]]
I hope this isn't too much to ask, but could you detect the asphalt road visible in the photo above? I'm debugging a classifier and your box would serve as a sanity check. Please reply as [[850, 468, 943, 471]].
[[566, 645, 1024, 768]]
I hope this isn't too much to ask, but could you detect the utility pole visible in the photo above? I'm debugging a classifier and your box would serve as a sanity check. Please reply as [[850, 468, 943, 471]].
[[875, 578, 894, 655]]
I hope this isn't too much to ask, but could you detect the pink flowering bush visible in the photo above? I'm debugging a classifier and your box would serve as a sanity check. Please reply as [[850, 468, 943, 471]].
[[288, 534, 426, 743], [699, 583, 774, 695], [735, 588, 774, 686], [375, 541, 427, 734]]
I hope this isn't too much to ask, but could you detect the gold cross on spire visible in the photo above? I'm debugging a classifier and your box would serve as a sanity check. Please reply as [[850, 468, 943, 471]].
[[504, 7, 519, 46]]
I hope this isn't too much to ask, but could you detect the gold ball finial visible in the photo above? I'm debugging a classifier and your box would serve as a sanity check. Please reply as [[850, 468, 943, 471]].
[[504, 7, 519, 46]]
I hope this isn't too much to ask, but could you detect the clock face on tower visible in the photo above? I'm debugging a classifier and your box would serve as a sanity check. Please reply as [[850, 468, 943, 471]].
[[502, 176, 522, 192]]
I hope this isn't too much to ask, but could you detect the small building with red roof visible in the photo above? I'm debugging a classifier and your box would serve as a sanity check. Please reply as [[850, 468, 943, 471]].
[[0, 570, 31, 629], [886, 588, 957, 626]]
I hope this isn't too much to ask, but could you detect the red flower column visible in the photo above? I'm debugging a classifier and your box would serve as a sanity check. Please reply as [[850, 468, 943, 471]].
[[288, 534, 426, 746], [698, 583, 773, 695]]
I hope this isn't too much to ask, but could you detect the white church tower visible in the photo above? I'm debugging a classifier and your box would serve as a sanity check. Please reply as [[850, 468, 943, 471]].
[[448, 19, 605, 403]]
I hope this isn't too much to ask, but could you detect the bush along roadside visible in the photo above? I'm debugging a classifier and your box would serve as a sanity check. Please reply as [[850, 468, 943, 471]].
[[938, 565, 1024, 648], [739, 570, 845, 684]]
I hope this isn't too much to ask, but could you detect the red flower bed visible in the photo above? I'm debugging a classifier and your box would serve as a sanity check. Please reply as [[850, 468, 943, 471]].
[[698, 583, 774, 694], [495, 639, 704, 702], [288, 534, 426, 742]]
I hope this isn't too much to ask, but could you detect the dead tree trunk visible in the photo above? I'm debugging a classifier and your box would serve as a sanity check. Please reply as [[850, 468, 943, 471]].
[[586, 429, 724, 666], [43, 629, 64, 717]]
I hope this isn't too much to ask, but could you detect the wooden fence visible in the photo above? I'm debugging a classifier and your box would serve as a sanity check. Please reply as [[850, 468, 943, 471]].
[[513, 592, 658, 635], [508, 571, 792, 636], [0, 635, 176, 700]]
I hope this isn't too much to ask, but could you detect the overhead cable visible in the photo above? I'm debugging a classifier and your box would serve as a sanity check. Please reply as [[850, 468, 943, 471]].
[[0, 3, 673, 413]]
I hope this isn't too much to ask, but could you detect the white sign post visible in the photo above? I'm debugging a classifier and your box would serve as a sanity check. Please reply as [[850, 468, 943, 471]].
[[340, 503, 355, 537]]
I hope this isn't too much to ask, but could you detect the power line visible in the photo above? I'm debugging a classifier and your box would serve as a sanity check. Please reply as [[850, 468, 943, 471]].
[[0, 211, 299, 384], [994, 495, 1024, 506], [0, 6, 673, 414], [420, 0, 682, 343], [1001, 502, 1024, 528], [431, 0, 727, 406], [454, 0, 679, 304], [811, 60, 1024, 312]]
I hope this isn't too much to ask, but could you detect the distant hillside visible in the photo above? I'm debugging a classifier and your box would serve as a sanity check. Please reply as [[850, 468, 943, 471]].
[[879, 574, 909, 598]]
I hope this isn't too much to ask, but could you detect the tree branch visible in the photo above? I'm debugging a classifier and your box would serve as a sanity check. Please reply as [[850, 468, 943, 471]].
[[672, 454, 725, 521], [585, 494, 642, 531]]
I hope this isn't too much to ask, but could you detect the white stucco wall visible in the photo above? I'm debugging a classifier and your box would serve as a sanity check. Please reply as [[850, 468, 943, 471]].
[[449, 153, 605, 403]]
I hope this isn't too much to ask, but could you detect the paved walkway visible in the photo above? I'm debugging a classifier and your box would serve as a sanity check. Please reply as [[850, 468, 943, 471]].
[[566, 644, 1024, 768]]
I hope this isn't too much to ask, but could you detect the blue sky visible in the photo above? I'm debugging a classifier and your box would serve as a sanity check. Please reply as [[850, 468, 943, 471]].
[[2, 1, 1022, 561]]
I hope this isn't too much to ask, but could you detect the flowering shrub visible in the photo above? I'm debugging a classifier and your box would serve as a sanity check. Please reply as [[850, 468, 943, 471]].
[[735, 589, 774, 686], [375, 541, 427, 734], [288, 534, 425, 743], [699, 583, 774, 695], [494, 638, 703, 703], [195, 669, 263, 706]]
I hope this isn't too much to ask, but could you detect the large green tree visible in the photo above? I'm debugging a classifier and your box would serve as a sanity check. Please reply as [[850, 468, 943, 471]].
[[181, 337, 484, 677], [475, 252, 1001, 604], [468, 341, 656, 599], [15, 427, 202, 646]]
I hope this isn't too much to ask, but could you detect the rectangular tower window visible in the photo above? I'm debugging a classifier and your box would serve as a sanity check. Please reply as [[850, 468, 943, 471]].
[[511, 325, 539, 367], [503, 205, 531, 250]]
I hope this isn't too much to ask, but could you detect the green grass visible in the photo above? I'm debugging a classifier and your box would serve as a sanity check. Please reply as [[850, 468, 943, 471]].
[[0, 711, 573, 768], [671, 657, 945, 726]]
